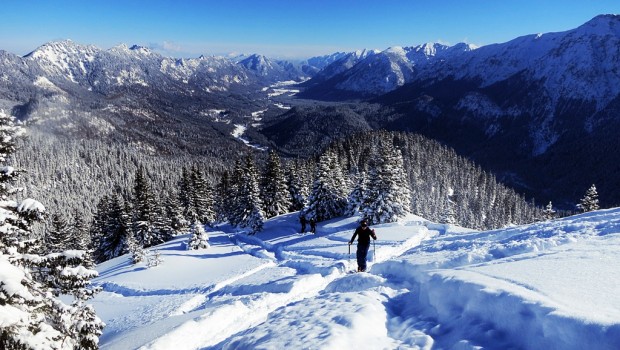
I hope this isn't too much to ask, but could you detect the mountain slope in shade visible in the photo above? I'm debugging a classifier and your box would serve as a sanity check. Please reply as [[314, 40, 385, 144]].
[[286, 14, 620, 206], [374, 14, 620, 207]]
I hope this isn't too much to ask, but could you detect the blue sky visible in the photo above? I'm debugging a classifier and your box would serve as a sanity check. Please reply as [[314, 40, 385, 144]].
[[1, 1, 619, 59]]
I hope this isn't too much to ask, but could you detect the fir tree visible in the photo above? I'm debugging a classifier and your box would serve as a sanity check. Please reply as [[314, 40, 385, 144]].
[[286, 159, 310, 212], [441, 193, 457, 225], [146, 249, 163, 267], [578, 184, 600, 212], [363, 140, 412, 224], [235, 155, 266, 234], [345, 172, 366, 216], [187, 220, 210, 250], [132, 166, 164, 247], [163, 190, 188, 235], [46, 213, 72, 253], [262, 150, 291, 218], [214, 171, 232, 223], [178, 166, 195, 221], [94, 195, 133, 263], [72, 209, 90, 250], [127, 230, 145, 264], [304, 149, 348, 222], [89, 194, 111, 257], [227, 159, 245, 227], [191, 166, 216, 225], [542, 201, 556, 220]]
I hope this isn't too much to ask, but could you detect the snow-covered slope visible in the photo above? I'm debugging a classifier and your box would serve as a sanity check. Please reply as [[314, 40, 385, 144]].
[[427, 14, 620, 110], [92, 209, 620, 349]]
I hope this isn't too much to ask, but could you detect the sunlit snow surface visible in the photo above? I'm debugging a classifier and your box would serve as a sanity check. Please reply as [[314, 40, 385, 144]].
[[92, 210, 620, 349]]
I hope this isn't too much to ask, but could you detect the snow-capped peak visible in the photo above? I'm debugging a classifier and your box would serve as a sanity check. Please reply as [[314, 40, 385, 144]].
[[129, 44, 154, 55], [25, 39, 99, 60], [384, 46, 407, 56], [353, 48, 379, 59]]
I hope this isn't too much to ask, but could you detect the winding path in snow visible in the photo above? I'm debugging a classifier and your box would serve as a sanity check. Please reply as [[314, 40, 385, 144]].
[[138, 220, 438, 349]]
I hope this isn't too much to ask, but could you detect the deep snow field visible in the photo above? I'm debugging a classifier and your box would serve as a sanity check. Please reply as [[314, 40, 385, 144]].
[[92, 209, 620, 349]]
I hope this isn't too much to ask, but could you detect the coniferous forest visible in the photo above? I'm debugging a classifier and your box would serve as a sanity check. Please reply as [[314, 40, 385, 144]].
[[13, 126, 545, 266]]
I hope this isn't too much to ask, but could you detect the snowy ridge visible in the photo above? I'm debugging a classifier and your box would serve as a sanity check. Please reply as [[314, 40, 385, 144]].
[[416, 14, 620, 110], [91, 209, 620, 349]]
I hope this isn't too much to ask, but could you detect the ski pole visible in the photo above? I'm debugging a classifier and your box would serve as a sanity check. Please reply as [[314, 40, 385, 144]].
[[373, 239, 376, 262], [348, 242, 351, 263]]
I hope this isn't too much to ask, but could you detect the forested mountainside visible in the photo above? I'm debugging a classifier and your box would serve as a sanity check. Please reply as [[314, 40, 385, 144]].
[[25, 126, 542, 264], [326, 131, 542, 229]]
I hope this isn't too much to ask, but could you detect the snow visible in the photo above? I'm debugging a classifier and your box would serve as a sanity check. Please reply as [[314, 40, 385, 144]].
[[230, 124, 267, 151], [17, 198, 45, 214], [92, 209, 620, 349], [231, 124, 246, 138]]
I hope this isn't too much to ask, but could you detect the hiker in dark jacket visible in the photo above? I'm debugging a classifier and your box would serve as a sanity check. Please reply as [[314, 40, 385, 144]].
[[349, 220, 377, 272], [300, 215, 307, 233]]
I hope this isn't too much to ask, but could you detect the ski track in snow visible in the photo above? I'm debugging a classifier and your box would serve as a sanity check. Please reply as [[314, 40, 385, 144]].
[[131, 221, 437, 349]]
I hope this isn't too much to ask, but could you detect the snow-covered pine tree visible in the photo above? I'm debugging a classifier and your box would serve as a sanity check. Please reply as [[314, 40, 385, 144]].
[[146, 249, 163, 267], [46, 213, 73, 253], [187, 220, 210, 250], [72, 209, 90, 250], [227, 159, 245, 227], [578, 184, 600, 212], [191, 166, 216, 225], [286, 159, 310, 212], [178, 166, 195, 221], [362, 140, 412, 224], [542, 201, 556, 220], [214, 171, 232, 223], [345, 172, 366, 216], [132, 166, 161, 247], [304, 149, 348, 222], [235, 155, 265, 234], [440, 193, 457, 225], [0, 110, 103, 349], [38, 249, 104, 349], [152, 198, 174, 243], [163, 190, 188, 236], [261, 150, 291, 218], [127, 230, 145, 264], [89, 194, 110, 258], [94, 195, 132, 263]]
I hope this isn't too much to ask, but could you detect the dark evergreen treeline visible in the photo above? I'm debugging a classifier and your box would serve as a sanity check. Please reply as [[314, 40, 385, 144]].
[[328, 131, 543, 229]]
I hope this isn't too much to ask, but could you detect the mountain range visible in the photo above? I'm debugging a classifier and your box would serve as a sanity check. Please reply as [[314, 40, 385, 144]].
[[1, 14, 620, 208], [296, 14, 620, 207]]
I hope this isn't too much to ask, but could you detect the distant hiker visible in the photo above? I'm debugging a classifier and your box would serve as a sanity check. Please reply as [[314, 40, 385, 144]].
[[300, 214, 307, 233], [309, 218, 316, 234], [349, 220, 377, 272]]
